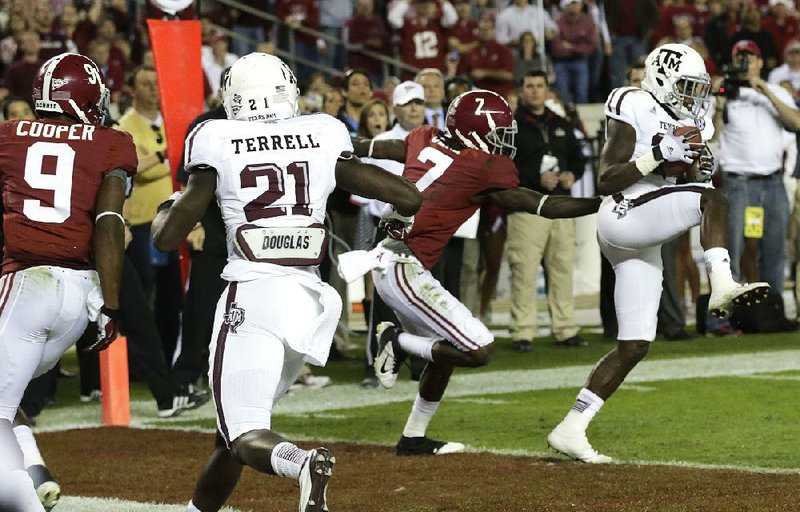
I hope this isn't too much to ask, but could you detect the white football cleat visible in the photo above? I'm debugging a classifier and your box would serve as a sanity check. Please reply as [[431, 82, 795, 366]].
[[298, 448, 335, 512], [547, 425, 612, 464], [373, 322, 406, 389], [708, 281, 770, 318]]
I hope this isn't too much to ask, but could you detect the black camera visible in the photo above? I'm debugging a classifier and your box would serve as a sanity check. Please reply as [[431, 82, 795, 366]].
[[717, 55, 749, 100]]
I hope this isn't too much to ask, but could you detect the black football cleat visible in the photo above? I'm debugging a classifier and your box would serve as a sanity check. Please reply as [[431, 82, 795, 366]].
[[395, 436, 465, 456]]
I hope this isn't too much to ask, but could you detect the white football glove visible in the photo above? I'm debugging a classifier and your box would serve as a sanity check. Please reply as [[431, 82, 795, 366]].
[[379, 204, 414, 240], [655, 131, 699, 164]]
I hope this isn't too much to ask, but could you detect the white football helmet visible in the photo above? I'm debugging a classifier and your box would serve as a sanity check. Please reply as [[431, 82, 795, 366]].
[[222, 53, 299, 122], [641, 43, 710, 121]]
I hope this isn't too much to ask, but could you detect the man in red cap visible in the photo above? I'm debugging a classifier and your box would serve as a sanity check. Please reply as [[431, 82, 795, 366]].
[[712, 38, 800, 299]]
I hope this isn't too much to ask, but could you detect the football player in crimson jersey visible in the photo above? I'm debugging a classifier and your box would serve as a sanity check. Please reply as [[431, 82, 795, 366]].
[[546, 44, 770, 464], [347, 89, 601, 456], [0, 53, 136, 510]]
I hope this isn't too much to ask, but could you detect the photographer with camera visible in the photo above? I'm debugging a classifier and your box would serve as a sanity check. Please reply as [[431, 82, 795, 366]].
[[713, 39, 800, 294]]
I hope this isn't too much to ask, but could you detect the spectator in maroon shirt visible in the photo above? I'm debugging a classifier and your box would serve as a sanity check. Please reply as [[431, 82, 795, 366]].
[[88, 39, 125, 103], [551, 0, 598, 104], [343, 0, 390, 86], [651, 0, 701, 47], [30, 0, 77, 61], [388, 0, 458, 78], [605, 0, 659, 88], [457, 17, 515, 95], [0, 31, 43, 105], [763, 0, 800, 63], [446, 0, 480, 57], [278, 0, 321, 86]]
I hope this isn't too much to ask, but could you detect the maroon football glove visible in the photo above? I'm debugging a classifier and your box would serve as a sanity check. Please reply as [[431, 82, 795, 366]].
[[85, 306, 120, 353]]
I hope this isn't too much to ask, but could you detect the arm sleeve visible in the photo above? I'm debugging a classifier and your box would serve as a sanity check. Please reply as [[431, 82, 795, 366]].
[[387, 1, 409, 29], [184, 121, 223, 172], [441, 1, 458, 28], [604, 87, 639, 132], [485, 155, 520, 190], [107, 131, 138, 178], [323, 114, 355, 156]]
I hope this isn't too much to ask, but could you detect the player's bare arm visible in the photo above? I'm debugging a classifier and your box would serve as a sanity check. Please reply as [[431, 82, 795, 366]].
[[93, 172, 128, 311], [335, 155, 422, 216], [352, 138, 407, 162], [486, 187, 601, 218], [596, 119, 642, 194], [152, 169, 217, 252]]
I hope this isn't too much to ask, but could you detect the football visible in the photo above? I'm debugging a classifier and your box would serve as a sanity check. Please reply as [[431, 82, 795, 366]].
[[662, 126, 702, 178]]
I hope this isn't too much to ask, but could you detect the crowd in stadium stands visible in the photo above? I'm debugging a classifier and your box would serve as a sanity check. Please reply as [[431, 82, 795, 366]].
[[1, 0, 799, 412]]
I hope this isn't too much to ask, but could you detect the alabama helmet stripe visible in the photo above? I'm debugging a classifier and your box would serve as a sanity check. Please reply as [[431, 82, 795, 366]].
[[41, 54, 69, 104]]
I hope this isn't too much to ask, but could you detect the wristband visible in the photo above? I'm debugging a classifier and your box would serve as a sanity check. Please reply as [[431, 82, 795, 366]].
[[100, 305, 120, 319], [635, 148, 662, 176], [536, 194, 549, 216]]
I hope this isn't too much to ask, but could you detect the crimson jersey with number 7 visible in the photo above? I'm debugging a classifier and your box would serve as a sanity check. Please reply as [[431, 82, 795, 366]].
[[0, 119, 138, 273], [403, 124, 519, 269]]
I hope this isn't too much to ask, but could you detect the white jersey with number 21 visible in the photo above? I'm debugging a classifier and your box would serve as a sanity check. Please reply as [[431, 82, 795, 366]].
[[184, 113, 353, 281]]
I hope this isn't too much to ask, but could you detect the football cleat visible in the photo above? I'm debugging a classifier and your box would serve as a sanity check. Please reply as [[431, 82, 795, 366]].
[[708, 281, 770, 318], [298, 448, 335, 512], [395, 436, 465, 456], [26, 464, 60, 511], [547, 425, 612, 464], [157, 384, 210, 418], [373, 322, 406, 389]]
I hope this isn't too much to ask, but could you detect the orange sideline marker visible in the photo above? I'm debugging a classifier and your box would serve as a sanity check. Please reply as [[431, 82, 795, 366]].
[[100, 335, 131, 426]]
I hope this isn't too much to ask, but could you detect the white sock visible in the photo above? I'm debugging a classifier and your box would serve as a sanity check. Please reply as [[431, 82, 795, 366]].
[[703, 247, 733, 290], [402, 394, 440, 438], [186, 501, 202, 512], [398, 333, 434, 361], [13, 425, 45, 468], [270, 442, 308, 480], [562, 388, 605, 432]]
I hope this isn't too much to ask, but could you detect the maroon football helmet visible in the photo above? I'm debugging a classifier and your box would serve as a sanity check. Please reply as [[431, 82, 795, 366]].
[[444, 89, 517, 159], [32, 53, 110, 125]]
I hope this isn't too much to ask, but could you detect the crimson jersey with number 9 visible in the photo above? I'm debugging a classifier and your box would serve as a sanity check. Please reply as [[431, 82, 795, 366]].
[[0, 119, 138, 273], [403, 125, 519, 269]]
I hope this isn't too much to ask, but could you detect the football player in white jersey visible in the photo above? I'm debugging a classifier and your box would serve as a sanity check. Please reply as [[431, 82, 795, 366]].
[[546, 44, 770, 463], [152, 53, 421, 512]]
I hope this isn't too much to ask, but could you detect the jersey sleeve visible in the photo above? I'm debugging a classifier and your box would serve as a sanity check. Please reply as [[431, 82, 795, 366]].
[[105, 129, 138, 177], [483, 154, 520, 190], [403, 125, 437, 165], [317, 113, 353, 156], [184, 120, 223, 172], [604, 87, 640, 128]]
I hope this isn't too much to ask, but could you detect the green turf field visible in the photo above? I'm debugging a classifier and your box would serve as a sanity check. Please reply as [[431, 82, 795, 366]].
[[41, 330, 800, 471]]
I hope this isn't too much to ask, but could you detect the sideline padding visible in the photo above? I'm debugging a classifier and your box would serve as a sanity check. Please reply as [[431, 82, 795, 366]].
[[100, 335, 131, 426]]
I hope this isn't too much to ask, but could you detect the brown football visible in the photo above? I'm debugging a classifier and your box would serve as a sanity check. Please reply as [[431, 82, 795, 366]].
[[662, 126, 702, 178]]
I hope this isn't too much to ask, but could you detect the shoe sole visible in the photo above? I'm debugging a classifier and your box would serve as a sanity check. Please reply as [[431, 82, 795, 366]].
[[299, 448, 335, 512], [396, 441, 466, 456], [157, 394, 211, 418], [374, 322, 398, 389], [710, 283, 770, 318], [547, 432, 612, 464], [37, 481, 60, 510]]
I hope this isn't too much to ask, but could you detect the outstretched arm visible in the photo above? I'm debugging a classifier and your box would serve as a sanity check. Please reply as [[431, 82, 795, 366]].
[[352, 138, 407, 162], [487, 187, 601, 218], [335, 155, 422, 216], [152, 169, 217, 252]]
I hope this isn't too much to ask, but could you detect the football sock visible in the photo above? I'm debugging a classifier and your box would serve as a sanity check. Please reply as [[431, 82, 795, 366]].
[[12, 425, 45, 468], [704, 248, 734, 282], [398, 333, 434, 362], [402, 394, 440, 437], [270, 442, 308, 480], [564, 388, 605, 432], [186, 501, 202, 512]]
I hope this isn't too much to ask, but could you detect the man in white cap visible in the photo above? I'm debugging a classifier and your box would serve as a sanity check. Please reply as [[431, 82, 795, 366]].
[[356, 80, 427, 387], [768, 38, 800, 92]]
